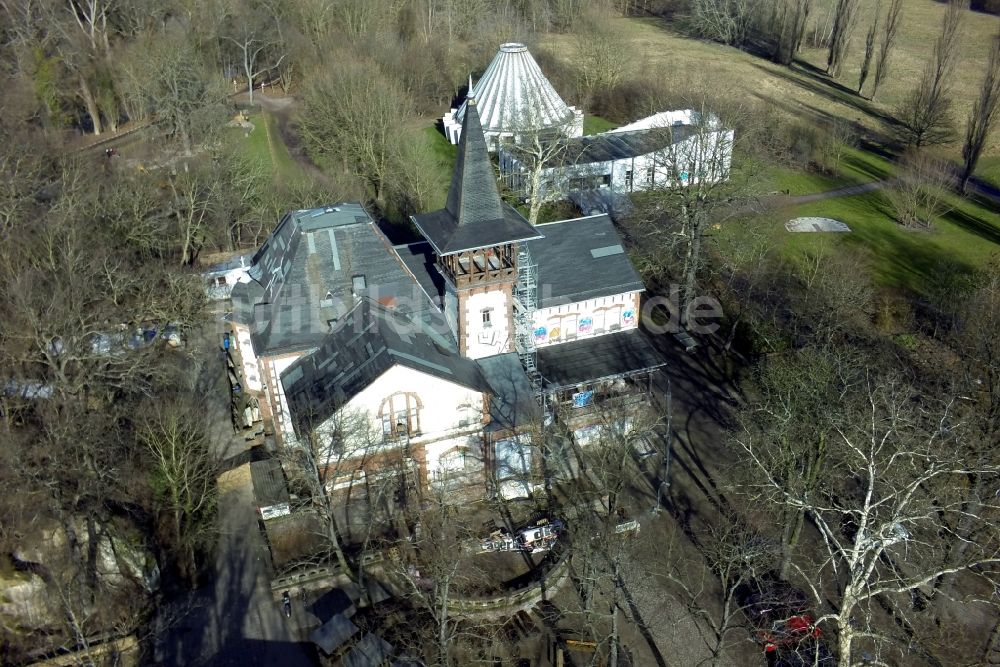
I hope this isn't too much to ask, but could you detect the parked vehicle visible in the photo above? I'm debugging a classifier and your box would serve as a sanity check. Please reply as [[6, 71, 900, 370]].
[[734, 575, 835, 666], [479, 519, 565, 554]]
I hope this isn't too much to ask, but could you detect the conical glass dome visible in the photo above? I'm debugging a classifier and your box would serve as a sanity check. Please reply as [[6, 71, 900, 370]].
[[442, 43, 583, 150]]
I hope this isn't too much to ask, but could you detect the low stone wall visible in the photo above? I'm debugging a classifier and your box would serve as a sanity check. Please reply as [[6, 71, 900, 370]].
[[444, 555, 570, 617]]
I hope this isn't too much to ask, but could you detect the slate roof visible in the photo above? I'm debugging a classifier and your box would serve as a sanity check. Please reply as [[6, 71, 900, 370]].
[[281, 300, 489, 435], [552, 126, 697, 166], [343, 633, 393, 667], [537, 329, 667, 390], [309, 613, 358, 655], [392, 242, 446, 305], [527, 215, 645, 307], [249, 459, 290, 508], [413, 98, 541, 256], [231, 203, 428, 356], [477, 353, 541, 432]]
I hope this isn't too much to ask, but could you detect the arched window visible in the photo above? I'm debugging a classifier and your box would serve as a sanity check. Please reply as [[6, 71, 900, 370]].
[[378, 392, 422, 440], [434, 447, 467, 480]]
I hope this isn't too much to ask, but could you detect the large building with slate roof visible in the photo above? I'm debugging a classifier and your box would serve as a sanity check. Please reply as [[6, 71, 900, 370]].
[[227, 85, 665, 505], [500, 109, 733, 204]]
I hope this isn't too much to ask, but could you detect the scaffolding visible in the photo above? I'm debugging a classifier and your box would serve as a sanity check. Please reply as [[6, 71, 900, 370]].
[[513, 245, 541, 397]]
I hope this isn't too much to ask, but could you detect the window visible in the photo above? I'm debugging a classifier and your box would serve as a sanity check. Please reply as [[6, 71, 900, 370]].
[[379, 392, 422, 440], [562, 314, 578, 340], [435, 448, 467, 480], [458, 402, 480, 427], [481, 308, 493, 328], [593, 309, 606, 334], [646, 166, 655, 185], [624, 169, 633, 190], [608, 305, 622, 331]]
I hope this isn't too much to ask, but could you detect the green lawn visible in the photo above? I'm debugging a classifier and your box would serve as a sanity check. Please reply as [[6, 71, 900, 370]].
[[229, 111, 302, 184], [975, 155, 1000, 190], [749, 189, 1000, 295], [754, 146, 896, 197], [420, 125, 458, 210], [584, 115, 617, 135]]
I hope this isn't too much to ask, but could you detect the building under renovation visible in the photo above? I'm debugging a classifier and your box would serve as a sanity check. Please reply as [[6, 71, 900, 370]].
[[442, 42, 583, 150], [230, 90, 664, 506]]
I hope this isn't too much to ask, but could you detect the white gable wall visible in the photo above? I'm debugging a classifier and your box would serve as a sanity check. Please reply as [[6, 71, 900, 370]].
[[313, 364, 487, 478], [531, 292, 641, 348]]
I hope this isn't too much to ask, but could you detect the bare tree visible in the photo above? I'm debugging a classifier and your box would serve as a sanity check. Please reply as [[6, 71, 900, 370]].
[[884, 149, 954, 229], [826, 0, 861, 79], [298, 57, 415, 206], [575, 10, 631, 107], [631, 97, 746, 328], [223, 16, 287, 106], [960, 29, 1000, 193], [869, 0, 902, 102], [736, 347, 856, 579], [654, 519, 777, 667], [121, 29, 225, 155], [137, 397, 219, 585], [856, 3, 879, 95], [764, 0, 813, 66], [166, 164, 222, 265], [735, 374, 1000, 665], [281, 429, 365, 575], [379, 490, 487, 667], [499, 88, 585, 226], [686, 0, 756, 48], [897, 0, 966, 147], [817, 118, 858, 175]]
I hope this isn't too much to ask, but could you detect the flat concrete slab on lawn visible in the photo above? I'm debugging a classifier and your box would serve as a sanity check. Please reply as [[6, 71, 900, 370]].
[[785, 217, 852, 233]]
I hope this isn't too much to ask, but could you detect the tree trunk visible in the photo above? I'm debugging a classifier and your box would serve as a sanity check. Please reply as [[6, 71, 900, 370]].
[[529, 166, 544, 226], [79, 75, 103, 136], [680, 207, 702, 328], [438, 582, 451, 667], [245, 55, 255, 106], [779, 508, 805, 579]]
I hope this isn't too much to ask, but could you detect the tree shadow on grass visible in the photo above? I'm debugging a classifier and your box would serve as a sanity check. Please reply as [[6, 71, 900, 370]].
[[942, 201, 1000, 247], [759, 60, 905, 131], [840, 204, 977, 295]]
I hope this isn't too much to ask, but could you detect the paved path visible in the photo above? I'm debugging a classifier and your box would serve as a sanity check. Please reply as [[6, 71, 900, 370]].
[[155, 485, 317, 666], [786, 180, 885, 205], [154, 328, 317, 666], [776, 170, 1000, 209]]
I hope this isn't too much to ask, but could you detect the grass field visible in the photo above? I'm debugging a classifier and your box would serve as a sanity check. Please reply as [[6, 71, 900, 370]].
[[229, 111, 303, 184], [584, 115, 618, 135], [543, 6, 1000, 294], [420, 125, 458, 209], [545, 4, 1000, 164], [755, 145, 896, 196], [735, 187, 1000, 296]]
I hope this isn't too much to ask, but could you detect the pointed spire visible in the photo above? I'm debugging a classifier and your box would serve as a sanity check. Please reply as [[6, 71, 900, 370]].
[[444, 92, 504, 228]]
